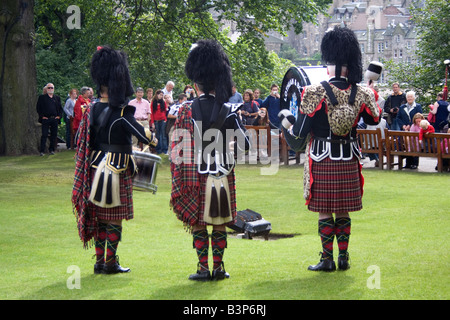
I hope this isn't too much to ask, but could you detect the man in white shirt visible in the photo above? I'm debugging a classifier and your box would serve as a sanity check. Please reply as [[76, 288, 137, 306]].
[[128, 87, 151, 147], [162, 81, 175, 101]]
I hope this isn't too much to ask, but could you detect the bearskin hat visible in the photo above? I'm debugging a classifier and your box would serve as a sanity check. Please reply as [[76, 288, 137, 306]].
[[90, 46, 134, 107], [185, 39, 233, 106], [321, 26, 363, 84]]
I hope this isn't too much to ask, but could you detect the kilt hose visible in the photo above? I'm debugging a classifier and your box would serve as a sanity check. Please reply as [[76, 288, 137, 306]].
[[88, 167, 134, 221], [308, 156, 363, 214]]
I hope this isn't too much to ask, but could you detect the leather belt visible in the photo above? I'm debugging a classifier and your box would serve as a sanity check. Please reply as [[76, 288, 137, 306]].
[[314, 136, 358, 145], [99, 143, 132, 154]]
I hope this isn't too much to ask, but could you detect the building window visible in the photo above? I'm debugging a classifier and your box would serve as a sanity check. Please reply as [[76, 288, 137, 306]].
[[396, 35, 400, 42], [361, 43, 365, 53], [399, 49, 403, 58], [394, 49, 397, 58], [407, 41, 411, 49]]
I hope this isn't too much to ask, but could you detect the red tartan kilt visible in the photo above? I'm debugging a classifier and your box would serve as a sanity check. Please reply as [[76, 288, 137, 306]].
[[308, 157, 362, 213], [88, 168, 134, 221], [196, 172, 237, 227]]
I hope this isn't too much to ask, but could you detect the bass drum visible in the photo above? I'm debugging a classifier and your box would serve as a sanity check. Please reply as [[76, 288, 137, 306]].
[[132, 151, 162, 194], [279, 67, 311, 119]]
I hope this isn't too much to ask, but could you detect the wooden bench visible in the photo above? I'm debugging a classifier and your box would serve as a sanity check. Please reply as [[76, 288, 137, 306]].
[[357, 128, 450, 172], [244, 125, 272, 160], [357, 128, 385, 169], [244, 125, 301, 165], [384, 129, 450, 172]]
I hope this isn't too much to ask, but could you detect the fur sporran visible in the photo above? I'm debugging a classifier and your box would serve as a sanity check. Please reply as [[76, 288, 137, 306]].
[[203, 174, 232, 225]]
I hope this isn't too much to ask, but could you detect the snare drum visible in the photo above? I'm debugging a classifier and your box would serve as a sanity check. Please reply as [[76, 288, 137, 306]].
[[132, 151, 162, 193]]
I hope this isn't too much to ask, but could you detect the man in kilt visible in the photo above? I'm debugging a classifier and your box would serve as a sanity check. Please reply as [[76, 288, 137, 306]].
[[170, 40, 250, 281], [72, 46, 157, 274], [279, 27, 382, 271]]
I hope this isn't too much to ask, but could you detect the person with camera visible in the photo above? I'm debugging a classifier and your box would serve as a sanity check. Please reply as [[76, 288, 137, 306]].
[[262, 84, 281, 129], [384, 82, 406, 131]]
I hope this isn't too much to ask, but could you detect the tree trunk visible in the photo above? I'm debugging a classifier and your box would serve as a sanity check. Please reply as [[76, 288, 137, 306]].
[[0, 0, 40, 155]]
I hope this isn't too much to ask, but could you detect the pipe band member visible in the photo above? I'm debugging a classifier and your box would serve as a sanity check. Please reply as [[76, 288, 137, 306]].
[[170, 40, 250, 281], [72, 46, 157, 275], [280, 27, 382, 271]]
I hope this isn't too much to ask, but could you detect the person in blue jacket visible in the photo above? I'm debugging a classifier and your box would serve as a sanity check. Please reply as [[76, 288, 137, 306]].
[[262, 84, 281, 129]]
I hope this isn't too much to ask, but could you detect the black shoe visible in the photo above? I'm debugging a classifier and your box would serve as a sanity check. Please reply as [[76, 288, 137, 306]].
[[188, 264, 211, 282], [94, 263, 104, 274], [211, 262, 230, 281], [338, 252, 350, 271], [403, 165, 411, 169], [103, 256, 130, 274], [308, 253, 336, 272], [410, 165, 417, 169]]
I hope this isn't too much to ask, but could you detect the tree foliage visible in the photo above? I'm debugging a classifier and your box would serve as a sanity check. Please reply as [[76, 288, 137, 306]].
[[383, 0, 450, 105], [34, 0, 330, 98]]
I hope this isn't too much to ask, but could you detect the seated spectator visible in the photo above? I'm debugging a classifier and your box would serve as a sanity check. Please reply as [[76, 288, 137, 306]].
[[398, 91, 422, 131], [252, 108, 278, 130], [405, 113, 425, 169], [419, 119, 435, 149]]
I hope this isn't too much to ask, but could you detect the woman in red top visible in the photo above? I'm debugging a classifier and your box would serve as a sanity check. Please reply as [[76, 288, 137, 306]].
[[150, 89, 168, 154], [73, 87, 91, 135]]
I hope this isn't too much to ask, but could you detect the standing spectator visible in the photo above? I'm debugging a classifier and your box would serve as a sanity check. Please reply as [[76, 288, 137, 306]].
[[241, 89, 260, 124], [228, 83, 243, 103], [431, 92, 449, 132], [262, 84, 281, 129], [129, 87, 151, 147], [374, 85, 385, 110], [63, 88, 78, 149], [162, 81, 174, 102], [151, 89, 168, 154], [146, 87, 154, 101], [36, 83, 62, 156], [73, 87, 91, 138], [167, 93, 188, 155], [253, 88, 263, 106], [384, 82, 406, 130], [88, 87, 98, 103], [183, 84, 197, 101]]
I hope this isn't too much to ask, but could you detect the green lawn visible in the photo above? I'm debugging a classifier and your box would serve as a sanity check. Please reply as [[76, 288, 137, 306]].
[[0, 150, 448, 300]]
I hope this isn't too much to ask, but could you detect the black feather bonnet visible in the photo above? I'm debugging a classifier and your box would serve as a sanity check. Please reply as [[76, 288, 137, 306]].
[[321, 26, 363, 84], [90, 46, 134, 107], [185, 39, 233, 106]]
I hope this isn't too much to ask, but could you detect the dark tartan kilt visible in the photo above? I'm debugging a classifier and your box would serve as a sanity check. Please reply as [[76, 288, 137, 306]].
[[197, 171, 237, 227], [308, 156, 362, 214], [88, 167, 134, 221]]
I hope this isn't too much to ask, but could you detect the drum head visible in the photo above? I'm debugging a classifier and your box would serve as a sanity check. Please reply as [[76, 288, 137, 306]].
[[132, 151, 162, 193], [280, 67, 310, 119]]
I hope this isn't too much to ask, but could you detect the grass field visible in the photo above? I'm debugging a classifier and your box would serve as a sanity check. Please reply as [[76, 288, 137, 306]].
[[0, 150, 448, 301]]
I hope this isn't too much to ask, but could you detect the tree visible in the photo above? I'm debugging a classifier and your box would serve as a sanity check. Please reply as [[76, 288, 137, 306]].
[[2, 0, 332, 155], [383, 0, 450, 106], [0, 0, 39, 155]]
